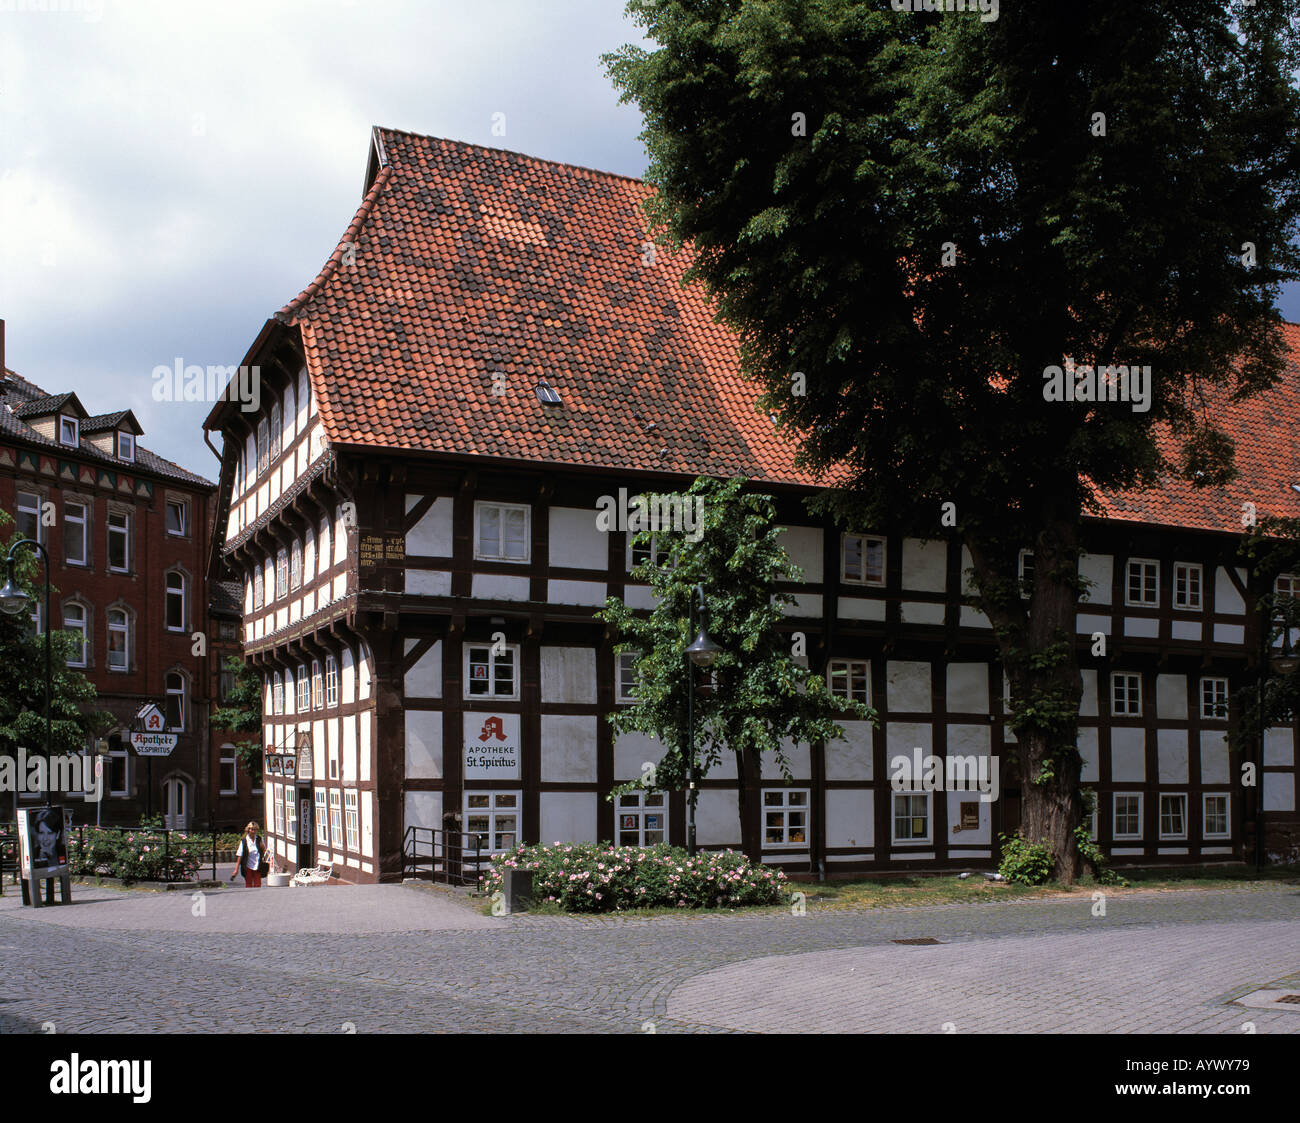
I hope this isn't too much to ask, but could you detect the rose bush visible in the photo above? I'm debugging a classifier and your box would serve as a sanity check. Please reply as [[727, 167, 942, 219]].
[[67, 827, 201, 882], [481, 842, 788, 912]]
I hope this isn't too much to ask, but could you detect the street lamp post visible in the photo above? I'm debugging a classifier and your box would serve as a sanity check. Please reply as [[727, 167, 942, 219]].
[[0, 538, 53, 816], [684, 584, 723, 858]]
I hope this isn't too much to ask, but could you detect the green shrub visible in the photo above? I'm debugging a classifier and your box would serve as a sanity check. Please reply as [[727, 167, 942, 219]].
[[67, 827, 201, 882], [998, 832, 1054, 885], [480, 842, 788, 912]]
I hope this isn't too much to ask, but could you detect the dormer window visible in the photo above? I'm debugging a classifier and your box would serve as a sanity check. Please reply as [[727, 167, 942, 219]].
[[536, 380, 562, 406], [117, 432, 135, 461], [59, 416, 78, 446]]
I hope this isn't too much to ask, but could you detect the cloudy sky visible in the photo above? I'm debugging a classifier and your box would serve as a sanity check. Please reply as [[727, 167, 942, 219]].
[[3, 0, 1299, 479]]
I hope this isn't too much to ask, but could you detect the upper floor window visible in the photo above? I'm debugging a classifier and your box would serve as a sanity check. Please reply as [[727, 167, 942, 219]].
[[616, 651, 640, 703], [290, 539, 302, 591], [1111, 671, 1142, 716], [1275, 573, 1300, 599], [1125, 559, 1159, 607], [325, 655, 339, 707], [64, 500, 88, 566], [272, 673, 284, 716], [107, 608, 129, 672], [827, 659, 870, 703], [628, 534, 668, 571], [1018, 549, 1035, 598], [107, 510, 131, 572], [16, 490, 42, 543], [304, 528, 316, 581], [166, 499, 188, 537], [296, 665, 309, 713], [1173, 562, 1202, 611], [475, 502, 530, 562], [253, 566, 264, 610], [165, 572, 187, 632], [465, 643, 519, 699], [311, 660, 324, 710], [63, 602, 88, 667], [1200, 676, 1229, 720], [166, 671, 187, 731], [58, 415, 78, 447], [275, 548, 288, 600], [270, 402, 282, 460], [257, 418, 269, 475], [117, 432, 134, 462], [842, 533, 885, 586]]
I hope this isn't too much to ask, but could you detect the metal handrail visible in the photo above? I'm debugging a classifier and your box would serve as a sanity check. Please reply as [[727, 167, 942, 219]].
[[403, 825, 485, 887]]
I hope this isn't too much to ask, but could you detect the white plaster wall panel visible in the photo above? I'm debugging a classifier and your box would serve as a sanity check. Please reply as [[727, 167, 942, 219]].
[[361, 793, 374, 858], [1199, 731, 1230, 784], [760, 738, 810, 780], [1124, 617, 1159, 639], [270, 473, 281, 505], [276, 606, 287, 631], [824, 721, 873, 781], [1171, 620, 1202, 642], [359, 648, 373, 699], [613, 732, 664, 781], [959, 546, 977, 596], [1078, 726, 1099, 782], [342, 647, 357, 705], [778, 525, 823, 583], [705, 748, 739, 780], [1263, 772, 1296, 812], [472, 574, 530, 601], [1215, 567, 1246, 615], [360, 711, 371, 783], [539, 792, 597, 844], [540, 715, 599, 782], [405, 791, 442, 833], [946, 724, 991, 761], [1079, 669, 1099, 717], [783, 592, 823, 618], [334, 515, 347, 564], [886, 723, 933, 784], [318, 718, 332, 778], [1078, 553, 1113, 604], [332, 574, 347, 602], [289, 600, 301, 626], [887, 661, 932, 712], [1078, 613, 1111, 635], [1157, 729, 1189, 783], [548, 506, 608, 569], [343, 715, 357, 783], [839, 596, 887, 621], [1110, 728, 1146, 782], [1264, 726, 1294, 767], [624, 585, 659, 611], [1156, 674, 1188, 720], [403, 639, 443, 699], [540, 647, 597, 704], [280, 461, 293, 493], [696, 790, 740, 846], [825, 789, 873, 850], [946, 790, 991, 844], [303, 589, 315, 615], [902, 538, 946, 592], [406, 570, 453, 597], [548, 579, 607, 606], [405, 710, 443, 779], [1213, 623, 1245, 645], [900, 601, 946, 626], [946, 663, 989, 713], [959, 606, 991, 628], [313, 729, 326, 779]]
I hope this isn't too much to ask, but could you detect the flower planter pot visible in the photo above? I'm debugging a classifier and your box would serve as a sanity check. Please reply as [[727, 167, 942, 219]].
[[266, 872, 292, 887]]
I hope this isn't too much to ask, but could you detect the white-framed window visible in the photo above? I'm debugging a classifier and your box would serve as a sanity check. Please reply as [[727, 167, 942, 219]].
[[16, 490, 42, 543], [165, 499, 187, 537], [1113, 792, 1143, 839], [616, 651, 640, 703], [276, 548, 288, 600], [763, 788, 810, 847], [109, 745, 129, 797], [842, 533, 886, 585], [1018, 549, 1035, 598], [64, 500, 88, 565], [464, 643, 519, 699], [296, 665, 309, 713], [253, 565, 264, 610], [1084, 792, 1099, 841], [107, 509, 131, 572], [290, 539, 302, 590], [315, 789, 330, 845], [1158, 793, 1187, 840], [1111, 671, 1142, 716], [1203, 794, 1230, 839], [892, 791, 931, 843], [344, 789, 359, 851], [270, 401, 282, 460], [59, 415, 78, 446], [464, 791, 520, 853], [1173, 562, 1202, 610], [220, 745, 238, 795], [63, 602, 87, 667], [329, 789, 343, 848], [1275, 573, 1300, 598], [827, 659, 869, 703], [274, 782, 286, 836], [117, 431, 135, 462], [1200, 676, 1229, 720], [106, 608, 129, 672], [475, 501, 530, 562], [627, 533, 668, 571], [165, 571, 187, 631], [285, 785, 297, 841], [1125, 558, 1159, 606], [311, 659, 323, 710], [325, 655, 339, 706], [273, 673, 284, 716], [165, 671, 187, 731], [257, 418, 269, 475], [617, 790, 666, 846]]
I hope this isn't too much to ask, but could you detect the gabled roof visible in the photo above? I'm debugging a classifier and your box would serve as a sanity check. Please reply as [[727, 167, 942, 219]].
[[246, 126, 1300, 538], [81, 409, 144, 436], [12, 390, 87, 421]]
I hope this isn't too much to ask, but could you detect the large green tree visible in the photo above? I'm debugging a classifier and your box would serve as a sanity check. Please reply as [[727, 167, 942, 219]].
[[211, 655, 264, 788], [597, 475, 873, 856], [606, 0, 1300, 881]]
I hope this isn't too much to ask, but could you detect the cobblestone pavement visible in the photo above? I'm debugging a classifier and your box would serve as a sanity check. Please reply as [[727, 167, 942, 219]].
[[0, 882, 1295, 1033]]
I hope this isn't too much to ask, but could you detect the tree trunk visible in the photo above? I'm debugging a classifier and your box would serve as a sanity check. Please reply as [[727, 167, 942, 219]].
[[734, 747, 751, 860]]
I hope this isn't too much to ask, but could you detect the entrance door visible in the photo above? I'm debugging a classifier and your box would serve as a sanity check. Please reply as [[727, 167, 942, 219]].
[[296, 785, 313, 869], [163, 777, 190, 829]]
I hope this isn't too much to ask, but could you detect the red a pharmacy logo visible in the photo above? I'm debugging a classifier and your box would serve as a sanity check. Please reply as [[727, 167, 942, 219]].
[[478, 716, 506, 742]]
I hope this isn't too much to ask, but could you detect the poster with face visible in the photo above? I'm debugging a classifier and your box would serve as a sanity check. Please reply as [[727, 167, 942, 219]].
[[28, 806, 69, 874]]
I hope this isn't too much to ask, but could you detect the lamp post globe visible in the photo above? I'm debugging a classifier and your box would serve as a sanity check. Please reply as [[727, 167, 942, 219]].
[[0, 574, 28, 616]]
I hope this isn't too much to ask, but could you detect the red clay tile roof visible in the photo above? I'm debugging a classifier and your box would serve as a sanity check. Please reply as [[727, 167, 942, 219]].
[[273, 127, 1300, 538]]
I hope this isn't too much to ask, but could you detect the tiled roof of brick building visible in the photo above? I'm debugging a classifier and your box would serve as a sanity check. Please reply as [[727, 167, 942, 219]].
[[268, 127, 1300, 538]]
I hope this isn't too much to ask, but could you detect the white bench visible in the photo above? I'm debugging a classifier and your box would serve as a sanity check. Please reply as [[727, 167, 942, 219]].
[[289, 862, 335, 887]]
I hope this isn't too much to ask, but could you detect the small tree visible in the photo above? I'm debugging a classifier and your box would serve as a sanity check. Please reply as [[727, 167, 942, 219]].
[[597, 475, 874, 856], [211, 655, 263, 788]]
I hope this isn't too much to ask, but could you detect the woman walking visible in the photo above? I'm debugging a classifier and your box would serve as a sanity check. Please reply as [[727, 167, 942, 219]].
[[230, 821, 268, 887]]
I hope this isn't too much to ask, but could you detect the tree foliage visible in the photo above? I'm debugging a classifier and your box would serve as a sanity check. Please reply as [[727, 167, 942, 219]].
[[211, 654, 263, 786]]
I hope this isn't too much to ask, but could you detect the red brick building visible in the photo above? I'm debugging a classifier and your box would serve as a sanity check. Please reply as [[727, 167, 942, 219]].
[[0, 323, 260, 831]]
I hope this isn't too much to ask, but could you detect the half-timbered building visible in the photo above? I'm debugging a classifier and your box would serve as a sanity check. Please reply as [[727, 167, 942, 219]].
[[204, 127, 1300, 883]]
